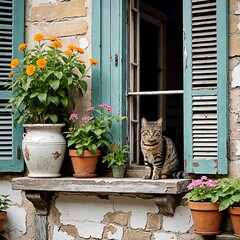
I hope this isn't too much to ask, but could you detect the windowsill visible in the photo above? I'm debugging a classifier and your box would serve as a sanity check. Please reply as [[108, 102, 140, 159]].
[[12, 177, 192, 216], [12, 177, 191, 194]]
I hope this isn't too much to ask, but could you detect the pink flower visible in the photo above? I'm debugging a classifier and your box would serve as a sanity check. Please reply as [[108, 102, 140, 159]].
[[69, 113, 78, 121], [82, 116, 94, 122], [98, 103, 112, 112], [87, 107, 95, 112]]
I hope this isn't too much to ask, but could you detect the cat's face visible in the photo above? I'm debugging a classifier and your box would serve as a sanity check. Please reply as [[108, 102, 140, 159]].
[[141, 118, 163, 142]]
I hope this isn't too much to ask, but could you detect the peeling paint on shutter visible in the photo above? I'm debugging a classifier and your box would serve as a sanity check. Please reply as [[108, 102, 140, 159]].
[[0, 0, 24, 172], [184, 0, 228, 174]]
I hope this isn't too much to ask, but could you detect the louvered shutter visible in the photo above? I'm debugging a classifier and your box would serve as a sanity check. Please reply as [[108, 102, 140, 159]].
[[92, 0, 127, 144], [0, 0, 24, 172], [184, 0, 228, 174]]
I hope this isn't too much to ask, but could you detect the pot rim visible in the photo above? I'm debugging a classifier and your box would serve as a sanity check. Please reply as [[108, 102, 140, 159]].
[[23, 123, 65, 127]]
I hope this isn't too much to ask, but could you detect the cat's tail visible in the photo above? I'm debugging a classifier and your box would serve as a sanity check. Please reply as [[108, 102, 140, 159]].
[[171, 171, 185, 179]]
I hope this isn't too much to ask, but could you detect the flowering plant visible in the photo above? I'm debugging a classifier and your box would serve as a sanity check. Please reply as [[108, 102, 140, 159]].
[[65, 104, 126, 156], [183, 176, 218, 202], [6, 33, 98, 125]]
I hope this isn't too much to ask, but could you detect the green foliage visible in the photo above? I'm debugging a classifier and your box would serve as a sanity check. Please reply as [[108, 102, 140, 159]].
[[213, 177, 240, 211], [6, 33, 97, 125], [65, 104, 126, 156], [102, 144, 129, 168], [0, 195, 11, 211]]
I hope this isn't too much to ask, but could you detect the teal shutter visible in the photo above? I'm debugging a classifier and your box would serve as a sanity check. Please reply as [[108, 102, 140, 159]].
[[0, 0, 24, 172], [184, 0, 228, 174], [92, 0, 127, 145]]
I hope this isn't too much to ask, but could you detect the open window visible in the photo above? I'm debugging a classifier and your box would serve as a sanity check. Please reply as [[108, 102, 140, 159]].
[[92, 0, 228, 176]]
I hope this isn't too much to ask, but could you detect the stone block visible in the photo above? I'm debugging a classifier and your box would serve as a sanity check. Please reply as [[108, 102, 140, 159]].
[[31, 0, 86, 21], [103, 212, 129, 226], [123, 229, 151, 240], [146, 213, 162, 231]]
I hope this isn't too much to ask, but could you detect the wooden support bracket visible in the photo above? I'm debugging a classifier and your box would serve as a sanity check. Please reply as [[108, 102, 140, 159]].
[[153, 194, 176, 216], [25, 191, 53, 240]]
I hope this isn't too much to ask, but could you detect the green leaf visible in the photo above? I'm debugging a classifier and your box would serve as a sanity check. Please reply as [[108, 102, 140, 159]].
[[49, 79, 60, 90], [49, 96, 59, 106], [89, 144, 97, 154], [38, 93, 47, 103], [54, 71, 63, 79], [60, 96, 68, 107]]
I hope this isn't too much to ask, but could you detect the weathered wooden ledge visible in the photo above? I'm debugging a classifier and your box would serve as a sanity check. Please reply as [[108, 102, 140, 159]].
[[12, 177, 191, 240], [12, 177, 191, 194]]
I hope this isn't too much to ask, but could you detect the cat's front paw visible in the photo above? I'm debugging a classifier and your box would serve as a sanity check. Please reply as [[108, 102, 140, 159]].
[[143, 174, 151, 179], [152, 174, 160, 180], [161, 174, 168, 179]]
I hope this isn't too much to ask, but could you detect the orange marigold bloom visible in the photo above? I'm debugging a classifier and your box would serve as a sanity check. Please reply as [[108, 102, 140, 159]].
[[26, 65, 36, 76], [89, 58, 98, 66], [76, 47, 84, 54], [18, 43, 27, 51], [51, 41, 63, 48], [10, 59, 19, 68], [67, 44, 77, 51], [37, 58, 47, 68], [78, 59, 85, 64], [49, 36, 58, 41], [64, 50, 72, 56], [34, 33, 44, 42], [8, 71, 13, 78]]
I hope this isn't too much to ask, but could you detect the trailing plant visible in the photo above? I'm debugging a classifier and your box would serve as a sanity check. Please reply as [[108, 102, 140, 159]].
[[0, 195, 11, 212]]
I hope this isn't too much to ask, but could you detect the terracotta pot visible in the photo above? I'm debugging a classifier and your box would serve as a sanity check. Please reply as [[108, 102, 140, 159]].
[[229, 206, 240, 237], [0, 211, 7, 233], [188, 201, 222, 235], [69, 149, 101, 178]]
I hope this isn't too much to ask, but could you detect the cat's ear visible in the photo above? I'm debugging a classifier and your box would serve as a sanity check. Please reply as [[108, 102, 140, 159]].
[[141, 117, 148, 127], [156, 118, 163, 127]]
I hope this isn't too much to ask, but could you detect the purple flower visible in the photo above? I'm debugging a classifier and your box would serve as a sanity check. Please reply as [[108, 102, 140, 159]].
[[99, 103, 112, 112], [87, 107, 95, 112]]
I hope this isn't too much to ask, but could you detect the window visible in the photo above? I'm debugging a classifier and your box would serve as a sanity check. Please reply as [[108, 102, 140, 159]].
[[92, 0, 228, 175], [0, 0, 25, 172]]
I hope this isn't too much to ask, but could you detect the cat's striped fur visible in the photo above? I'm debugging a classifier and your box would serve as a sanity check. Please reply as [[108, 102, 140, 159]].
[[141, 117, 183, 180]]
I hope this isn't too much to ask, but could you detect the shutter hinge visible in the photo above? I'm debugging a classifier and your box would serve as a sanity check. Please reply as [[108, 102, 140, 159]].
[[115, 54, 118, 67], [17, 146, 21, 159]]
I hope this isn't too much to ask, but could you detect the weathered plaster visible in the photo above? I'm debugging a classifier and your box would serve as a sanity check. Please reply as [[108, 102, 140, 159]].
[[153, 232, 177, 240], [232, 64, 240, 87], [53, 225, 74, 240], [162, 206, 193, 233]]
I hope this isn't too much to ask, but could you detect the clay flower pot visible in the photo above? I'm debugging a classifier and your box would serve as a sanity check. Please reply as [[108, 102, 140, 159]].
[[188, 201, 222, 235], [0, 211, 7, 233], [229, 206, 240, 237], [69, 149, 101, 178]]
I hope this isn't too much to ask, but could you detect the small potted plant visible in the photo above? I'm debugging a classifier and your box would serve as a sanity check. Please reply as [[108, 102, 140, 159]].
[[65, 104, 126, 178], [0, 195, 11, 233], [102, 144, 129, 178], [183, 176, 222, 235], [213, 177, 240, 237], [5, 33, 98, 177]]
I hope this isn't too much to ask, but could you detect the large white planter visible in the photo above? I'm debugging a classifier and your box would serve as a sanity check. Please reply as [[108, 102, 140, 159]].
[[22, 124, 66, 178]]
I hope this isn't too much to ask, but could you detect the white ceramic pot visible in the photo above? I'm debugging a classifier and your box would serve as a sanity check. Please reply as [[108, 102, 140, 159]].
[[22, 124, 66, 178]]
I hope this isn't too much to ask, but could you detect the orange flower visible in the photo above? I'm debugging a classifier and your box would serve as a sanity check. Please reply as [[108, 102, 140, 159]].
[[76, 47, 84, 54], [89, 58, 98, 66], [18, 43, 27, 51], [49, 36, 58, 41], [8, 71, 13, 78], [51, 41, 62, 49], [36, 58, 47, 68], [64, 50, 72, 56], [34, 33, 44, 42], [67, 44, 77, 51], [78, 59, 85, 64], [26, 65, 36, 76], [10, 59, 19, 68]]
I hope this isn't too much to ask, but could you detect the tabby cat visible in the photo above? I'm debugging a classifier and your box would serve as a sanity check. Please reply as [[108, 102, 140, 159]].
[[141, 117, 182, 180]]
